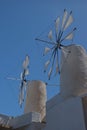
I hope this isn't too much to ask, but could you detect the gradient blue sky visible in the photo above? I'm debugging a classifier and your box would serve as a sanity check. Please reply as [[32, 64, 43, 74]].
[[0, 0, 87, 116]]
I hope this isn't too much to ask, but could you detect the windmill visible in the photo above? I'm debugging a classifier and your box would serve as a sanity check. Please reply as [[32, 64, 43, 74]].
[[35, 9, 76, 80], [7, 55, 29, 107], [7, 54, 58, 110]]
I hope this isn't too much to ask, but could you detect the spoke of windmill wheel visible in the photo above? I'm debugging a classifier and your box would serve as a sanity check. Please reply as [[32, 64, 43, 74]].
[[64, 31, 73, 40], [57, 30, 61, 42], [44, 49, 54, 73], [44, 48, 55, 73], [55, 50, 59, 75], [35, 38, 56, 45], [6, 77, 21, 81], [47, 51, 55, 78], [48, 50, 56, 79], [52, 50, 56, 69], [63, 11, 73, 31], [57, 30, 64, 43], [60, 27, 76, 42], [61, 9, 68, 30], [50, 47, 56, 62]]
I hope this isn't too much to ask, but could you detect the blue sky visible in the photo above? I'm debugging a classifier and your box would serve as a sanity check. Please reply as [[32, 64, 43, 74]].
[[0, 0, 87, 116]]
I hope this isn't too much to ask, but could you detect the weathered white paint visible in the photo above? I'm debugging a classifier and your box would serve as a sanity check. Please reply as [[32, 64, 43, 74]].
[[9, 112, 42, 129], [0, 94, 87, 130], [43, 94, 86, 130], [60, 44, 87, 98], [24, 80, 47, 122]]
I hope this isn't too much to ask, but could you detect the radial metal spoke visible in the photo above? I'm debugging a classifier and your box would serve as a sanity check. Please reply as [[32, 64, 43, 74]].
[[6, 77, 21, 81], [35, 38, 56, 45], [48, 50, 56, 79], [60, 27, 76, 42], [55, 50, 59, 75]]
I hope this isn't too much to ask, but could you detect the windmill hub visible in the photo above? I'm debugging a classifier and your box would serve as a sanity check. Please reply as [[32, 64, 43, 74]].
[[57, 43, 61, 49], [55, 43, 61, 50]]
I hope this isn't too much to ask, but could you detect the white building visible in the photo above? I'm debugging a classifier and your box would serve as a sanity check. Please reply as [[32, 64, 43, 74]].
[[0, 92, 87, 130], [1, 44, 87, 130]]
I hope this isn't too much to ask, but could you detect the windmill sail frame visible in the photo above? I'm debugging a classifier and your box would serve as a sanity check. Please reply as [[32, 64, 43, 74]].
[[35, 9, 76, 80]]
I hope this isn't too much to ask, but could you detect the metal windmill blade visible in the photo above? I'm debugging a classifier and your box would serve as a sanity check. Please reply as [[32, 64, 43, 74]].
[[19, 80, 27, 107], [35, 9, 76, 80], [6, 55, 30, 107], [22, 55, 29, 69], [19, 55, 30, 107]]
